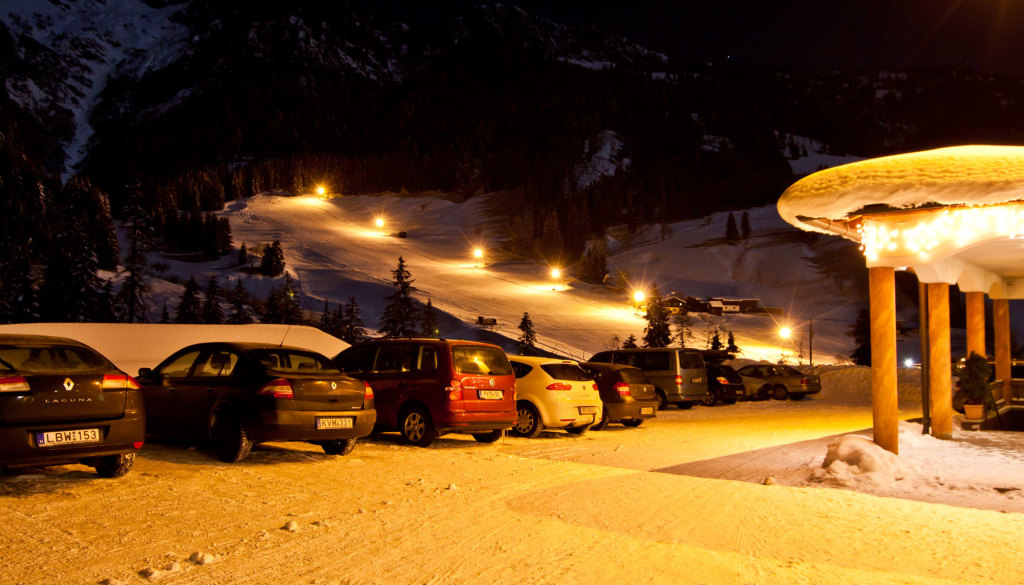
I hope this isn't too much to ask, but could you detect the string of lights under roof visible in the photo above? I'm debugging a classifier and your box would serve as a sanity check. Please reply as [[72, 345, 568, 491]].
[[857, 201, 1024, 262]]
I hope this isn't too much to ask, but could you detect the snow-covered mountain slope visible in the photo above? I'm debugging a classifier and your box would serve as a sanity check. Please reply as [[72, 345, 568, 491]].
[[1, 0, 188, 177], [137, 192, 867, 364]]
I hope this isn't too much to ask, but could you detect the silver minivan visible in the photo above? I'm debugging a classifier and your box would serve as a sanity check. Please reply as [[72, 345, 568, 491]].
[[588, 348, 709, 409]]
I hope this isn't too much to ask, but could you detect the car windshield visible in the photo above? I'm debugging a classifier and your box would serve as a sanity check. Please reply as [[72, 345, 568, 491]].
[[540, 363, 591, 381], [251, 350, 340, 374], [452, 346, 512, 375], [0, 345, 111, 373]]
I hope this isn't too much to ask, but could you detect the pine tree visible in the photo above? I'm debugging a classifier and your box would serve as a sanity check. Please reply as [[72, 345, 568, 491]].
[[517, 312, 537, 355], [577, 241, 608, 284], [741, 211, 751, 240], [280, 273, 304, 324], [117, 195, 153, 323], [338, 296, 367, 343], [227, 280, 254, 324], [379, 256, 419, 337], [0, 250, 39, 324], [39, 219, 103, 322], [421, 299, 439, 338], [710, 330, 723, 350], [850, 307, 872, 366], [319, 299, 335, 334], [725, 212, 739, 243], [159, 302, 171, 324], [726, 331, 739, 353], [259, 240, 286, 277], [642, 296, 672, 348], [673, 311, 695, 347], [263, 286, 285, 324], [201, 276, 225, 324], [175, 276, 203, 323], [237, 242, 249, 267], [95, 279, 119, 322], [622, 334, 639, 349]]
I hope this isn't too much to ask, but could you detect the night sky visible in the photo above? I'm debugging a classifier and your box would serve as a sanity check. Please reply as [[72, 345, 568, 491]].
[[503, 0, 1024, 74]]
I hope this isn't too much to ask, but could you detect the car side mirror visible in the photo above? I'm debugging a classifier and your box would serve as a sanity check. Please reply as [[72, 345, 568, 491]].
[[138, 367, 152, 378]]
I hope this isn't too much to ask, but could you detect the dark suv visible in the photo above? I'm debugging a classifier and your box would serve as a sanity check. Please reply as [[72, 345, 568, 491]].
[[588, 348, 709, 409], [0, 334, 145, 477], [334, 339, 517, 447]]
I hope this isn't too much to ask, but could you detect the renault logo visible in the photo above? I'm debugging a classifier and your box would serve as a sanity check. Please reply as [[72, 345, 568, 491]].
[[63, 378, 74, 391], [489, 379, 495, 388], [331, 381, 337, 390]]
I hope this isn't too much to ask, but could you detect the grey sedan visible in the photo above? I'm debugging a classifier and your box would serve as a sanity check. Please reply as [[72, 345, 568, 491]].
[[735, 364, 822, 400]]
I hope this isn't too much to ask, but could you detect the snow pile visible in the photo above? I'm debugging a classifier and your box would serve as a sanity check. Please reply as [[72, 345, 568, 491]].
[[813, 434, 910, 487]]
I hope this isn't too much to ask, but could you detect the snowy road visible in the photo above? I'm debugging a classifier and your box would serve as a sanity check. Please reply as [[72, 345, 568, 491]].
[[2, 396, 1023, 585]]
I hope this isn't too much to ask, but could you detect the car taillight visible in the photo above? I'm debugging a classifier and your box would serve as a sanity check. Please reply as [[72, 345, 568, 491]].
[[801, 377, 811, 384], [674, 375, 683, 386], [258, 378, 294, 399], [613, 382, 631, 396], [363, 381, 374, 400], [446, 379, 463, 400], [716, 376, 729, 385], [102, 374, 141, 390], [0, 376, 30, 393], [546, 382, 572, 391]]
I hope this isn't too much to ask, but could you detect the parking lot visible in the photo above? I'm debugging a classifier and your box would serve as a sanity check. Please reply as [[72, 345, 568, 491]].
[[2, 398, 1024, 585]]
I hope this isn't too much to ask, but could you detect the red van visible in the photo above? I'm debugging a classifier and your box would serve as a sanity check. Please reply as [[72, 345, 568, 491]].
[[333, 339, 516, 447]]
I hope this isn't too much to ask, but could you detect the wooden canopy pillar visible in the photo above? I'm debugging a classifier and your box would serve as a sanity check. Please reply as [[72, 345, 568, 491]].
[[928, 283, 953, 439], [965, 292, 986, 358], [994, 299, 1012, 402], [869, 266, 898, 454]]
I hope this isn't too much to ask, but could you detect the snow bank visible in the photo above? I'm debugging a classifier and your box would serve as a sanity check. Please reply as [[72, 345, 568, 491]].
[[0, 323, 348, 376], [815, 434, 908, 487]]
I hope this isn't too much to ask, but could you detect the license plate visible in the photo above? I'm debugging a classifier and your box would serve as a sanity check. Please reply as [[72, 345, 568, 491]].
[[640, 407, 654, 415], [478, 390, 503, 400], [579, 406, 598, 414], [37, 428, 101, 447], [316, 417, 353, 430]]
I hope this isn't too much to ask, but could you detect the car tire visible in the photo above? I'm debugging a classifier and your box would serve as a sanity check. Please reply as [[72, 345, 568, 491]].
[[655, 390, 668, 411], [321, 438, 357, 455], [701, 392, 717, 406], [772, 385, 789, 401], [591, 407, 610, 430], [472, 430, 503, 443], [565, 425, 588, 435], [511, 403, 543, 439], [92, 453, 135, 478], [622, 419, 644, 428], [400, 406, 437, 447], [212, 412, 254, 463]]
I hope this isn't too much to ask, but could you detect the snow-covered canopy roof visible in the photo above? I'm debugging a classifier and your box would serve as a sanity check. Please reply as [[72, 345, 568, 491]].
[[777, 145, 1024, 299]]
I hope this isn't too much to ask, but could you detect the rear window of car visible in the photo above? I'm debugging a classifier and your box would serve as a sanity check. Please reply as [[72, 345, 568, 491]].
[[0, 345, 111, 373], [776, 365, 804, 377], [540, 363, 591, 381], [510, 362, 533, 378], [617, 368, 649, 384], [678, 351, 705, 369], [452, 346, 512, 375], [251, 350, 339, 374]]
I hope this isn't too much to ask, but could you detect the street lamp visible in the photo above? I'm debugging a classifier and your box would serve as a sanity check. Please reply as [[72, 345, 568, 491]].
[[632, 290, 646, 315], [778, 320, 814, 365], [375, 217, 385, 234], [316, 185, 326, 197], [473, 247, 484, 267]]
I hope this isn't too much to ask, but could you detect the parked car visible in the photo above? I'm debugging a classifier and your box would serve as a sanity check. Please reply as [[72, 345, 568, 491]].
[[506, 356, 602, 437], [579, 362, 659, 429], [137, 342, 374, 462], [0, 334, 145, 477], [735, 364, 822, 400], [587, 348, 709, 409], [333, 338, 516, 447], [706, 364, 746, 405]]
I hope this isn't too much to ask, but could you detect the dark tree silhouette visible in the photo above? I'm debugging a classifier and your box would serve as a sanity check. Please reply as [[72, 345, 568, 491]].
[[175, 276, 203, 323], [849, 307, 871, 366], [336, 296, 367, 343], [517, 312, 537, 355], [201, 276, 225, 324], [379, 256, 419, 338], [622, 334, 639, 349], [227, 279, 254, 324], [726, 331, 739, 353], [259, 240, 286, 277], [725, 212, 739, 243], [741, 211, 751, 240], [421, 299, 439, 338], [642, 296, 672, 348]]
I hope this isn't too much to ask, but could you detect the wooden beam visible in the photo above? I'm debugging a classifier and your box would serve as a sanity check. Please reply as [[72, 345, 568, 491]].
[[994, 298, 1012, 403], [928, 283, 953, 439], [965, 291, 986, 358], [870, 266, 899, 454]]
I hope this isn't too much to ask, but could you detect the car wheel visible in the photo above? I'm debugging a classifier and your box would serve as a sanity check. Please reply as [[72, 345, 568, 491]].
[[565, 425, 588, 435], [655, 390, 668, 411], [321, 438, 357, 455], [472, 429, 503, 443], [511, 403, 542, 439], [92, 453, 135, 478], [772, 385, 789, 400], [789, 393, 806, 401], [591, 407, 610, 431], [212, 411, 253, 463], [400, 406, 438, 447], [701, 392, 717, 406], [622, 419, 644, 428]]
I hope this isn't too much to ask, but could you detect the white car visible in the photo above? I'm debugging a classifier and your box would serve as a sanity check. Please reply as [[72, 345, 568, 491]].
[[507, 356, 603, 438]]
